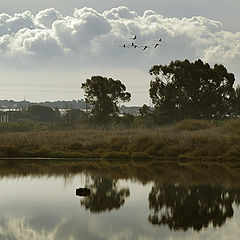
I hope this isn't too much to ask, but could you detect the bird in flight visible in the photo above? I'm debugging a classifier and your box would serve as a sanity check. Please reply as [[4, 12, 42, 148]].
[[155, 38, 165, 43], [130, 35, 137, 40], [154, 43, 161, 48], [119, 44, 129, 48], [143, 45, 148, 51], [131, 42, 138, 48]]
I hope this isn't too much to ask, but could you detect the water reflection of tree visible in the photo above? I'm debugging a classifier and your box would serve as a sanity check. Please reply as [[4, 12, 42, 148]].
[[148, 184, 240, 231], [80, 177, 130, 213]]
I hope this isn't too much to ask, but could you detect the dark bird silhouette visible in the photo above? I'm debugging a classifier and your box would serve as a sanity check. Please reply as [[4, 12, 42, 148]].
[[143, 45, 148, 51], [131, 42, 138, 48], [155, 38, 165, 42], [119, 44, 129, 48], [154, 43, 161, 48], [130, 35, 137, 40]]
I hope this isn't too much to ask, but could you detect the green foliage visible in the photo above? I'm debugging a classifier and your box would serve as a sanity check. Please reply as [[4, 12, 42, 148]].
[[8, 110, 32, 122], [81, 76, 131, 123], [63, 109, 87, 127], [27, 105, 59, 122], [231, 85, 240, 116], [175, 119, 215, 131], [135, 105, 155, 128], [139, 104, 151, 117], [149, 59, 235, 123]]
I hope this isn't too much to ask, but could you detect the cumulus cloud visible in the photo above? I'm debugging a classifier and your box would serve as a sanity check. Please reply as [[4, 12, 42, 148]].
[[103, 6, 138, 20], [35, 8, 63, 28], [0, 6, 239, 79]]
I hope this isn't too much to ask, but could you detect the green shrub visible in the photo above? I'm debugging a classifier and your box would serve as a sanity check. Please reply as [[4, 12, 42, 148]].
[[175, 119, 214, 131]]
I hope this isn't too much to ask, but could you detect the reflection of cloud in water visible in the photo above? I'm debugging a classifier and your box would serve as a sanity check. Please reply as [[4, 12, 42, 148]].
[[0, 174, 240, 239], [0, 205, 240, 240], [0, 216, 68, 240]]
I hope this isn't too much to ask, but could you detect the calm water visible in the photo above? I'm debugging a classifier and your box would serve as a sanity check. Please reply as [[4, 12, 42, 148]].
[[0, 161, 240, 240]]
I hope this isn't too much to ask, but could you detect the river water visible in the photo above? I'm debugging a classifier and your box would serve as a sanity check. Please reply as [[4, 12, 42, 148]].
[[0, 160, 239, 240]]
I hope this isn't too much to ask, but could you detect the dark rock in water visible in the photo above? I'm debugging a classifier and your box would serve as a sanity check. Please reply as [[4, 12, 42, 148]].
[[76, 188, 91, 197]]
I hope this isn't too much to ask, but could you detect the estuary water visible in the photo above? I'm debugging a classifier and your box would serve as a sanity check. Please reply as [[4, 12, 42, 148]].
[[0, 160, 240, 240]]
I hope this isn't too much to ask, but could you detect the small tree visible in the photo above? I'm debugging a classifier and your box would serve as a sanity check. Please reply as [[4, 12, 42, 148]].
[[27, 105, 58, 122], [81, 76, 131, 123]]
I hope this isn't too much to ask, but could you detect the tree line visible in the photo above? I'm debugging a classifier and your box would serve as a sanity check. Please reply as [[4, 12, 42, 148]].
[[80, 59, 240, 125], [4, 59, 240, 126]]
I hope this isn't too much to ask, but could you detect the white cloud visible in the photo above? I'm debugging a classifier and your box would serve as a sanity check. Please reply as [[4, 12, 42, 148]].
[[0, 6, 239, 85], [6, 11, 35, 33], [103, 6, 138, 20], [35, 8, 63, 28]]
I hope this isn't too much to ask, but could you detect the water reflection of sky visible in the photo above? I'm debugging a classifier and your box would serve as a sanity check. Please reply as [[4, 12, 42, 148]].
[[0, 175, 239, 240]]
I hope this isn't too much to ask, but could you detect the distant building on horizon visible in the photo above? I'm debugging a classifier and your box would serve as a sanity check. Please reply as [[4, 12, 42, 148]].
[[0, 112, 9, 123]]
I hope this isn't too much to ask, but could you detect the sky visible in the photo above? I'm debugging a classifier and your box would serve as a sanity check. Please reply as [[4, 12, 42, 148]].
[[0, 0, 239, 106]]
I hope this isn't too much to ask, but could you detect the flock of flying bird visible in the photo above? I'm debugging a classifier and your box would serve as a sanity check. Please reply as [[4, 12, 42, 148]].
[[119, 35, 165, 51]]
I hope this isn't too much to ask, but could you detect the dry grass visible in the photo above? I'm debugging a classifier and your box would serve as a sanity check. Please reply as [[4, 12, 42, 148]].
[[0, 119, 240, 160]]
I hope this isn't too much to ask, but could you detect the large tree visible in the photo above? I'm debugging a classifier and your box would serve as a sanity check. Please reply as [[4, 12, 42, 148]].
[[149, 59, 235, 123], [81, 76, 131, 123]]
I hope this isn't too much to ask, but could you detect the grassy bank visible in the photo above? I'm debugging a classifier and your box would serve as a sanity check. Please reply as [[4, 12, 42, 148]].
[[0, 119, 240, 161]]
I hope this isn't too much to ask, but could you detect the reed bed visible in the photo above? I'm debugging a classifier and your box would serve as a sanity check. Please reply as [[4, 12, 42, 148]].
[[0, 119, 240, 161]]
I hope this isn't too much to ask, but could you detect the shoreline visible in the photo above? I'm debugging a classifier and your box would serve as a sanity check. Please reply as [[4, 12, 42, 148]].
[[1, 159, 240, 187]]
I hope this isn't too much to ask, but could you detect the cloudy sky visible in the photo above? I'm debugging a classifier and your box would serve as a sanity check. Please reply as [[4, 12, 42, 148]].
[[0, 0, 239, 105]]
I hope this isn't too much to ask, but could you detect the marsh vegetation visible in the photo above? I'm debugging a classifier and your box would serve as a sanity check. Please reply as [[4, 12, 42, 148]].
[[1, 59, 240, 161], [0, 118, 240, 160]]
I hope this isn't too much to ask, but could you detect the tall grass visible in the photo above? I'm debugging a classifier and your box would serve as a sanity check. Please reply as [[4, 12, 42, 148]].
[[0, 118, 240, 160]]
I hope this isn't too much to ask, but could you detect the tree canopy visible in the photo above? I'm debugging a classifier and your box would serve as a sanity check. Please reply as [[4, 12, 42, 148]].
[[27, 105, 59, 122], [81, 76, 131, 123], [149, 59, 235, 123]]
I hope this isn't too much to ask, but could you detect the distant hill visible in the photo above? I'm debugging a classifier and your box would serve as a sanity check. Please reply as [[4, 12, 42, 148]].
[[0, 100, 141, 115], [0, 99, 86, 110]]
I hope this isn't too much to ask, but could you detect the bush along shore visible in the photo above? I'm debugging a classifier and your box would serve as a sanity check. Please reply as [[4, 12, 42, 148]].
[[1, 119, 240, 161]]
